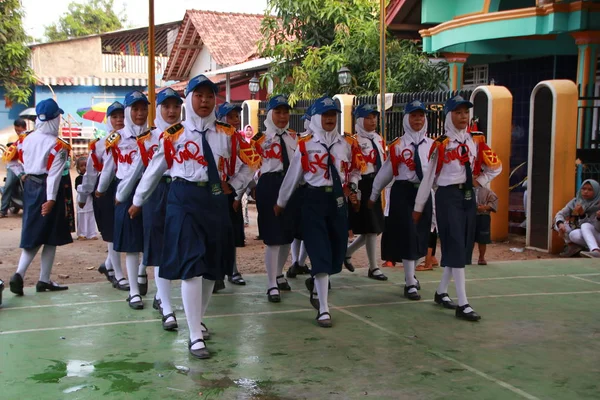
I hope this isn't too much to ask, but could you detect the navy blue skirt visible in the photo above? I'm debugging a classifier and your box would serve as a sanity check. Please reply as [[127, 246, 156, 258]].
[[475, 214, 492, 245], [160, 180, 232, 281], [256, 172, 295, 245], [382, 180, 432, 261], [435, 185, 476, 268], [113, 179, 144, 253], [349, 175, 385, 234], [142, 177, 170, 266], [20, 175, 73, 249], [228, 187, 245, 248], [92, 176, 117, 243], [302, 187, 348, 276]]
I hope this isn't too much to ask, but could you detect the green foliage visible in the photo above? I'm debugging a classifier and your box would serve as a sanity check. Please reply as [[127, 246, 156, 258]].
[[44, 0, 126, 42], [258, 0, 447, 103], [0, 0, 36, 105]]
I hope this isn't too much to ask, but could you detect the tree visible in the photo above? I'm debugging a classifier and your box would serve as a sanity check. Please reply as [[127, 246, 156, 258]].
[[44, 0, 126, 42], [258, 0, 447, 103], [0, 0, 36, 105]]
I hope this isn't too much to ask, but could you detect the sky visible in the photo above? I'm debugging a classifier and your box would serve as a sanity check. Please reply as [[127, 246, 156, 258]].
[[22, 0, 268, 41]]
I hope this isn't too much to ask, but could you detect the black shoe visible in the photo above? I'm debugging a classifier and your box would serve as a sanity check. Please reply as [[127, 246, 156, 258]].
[[368, 268, 388, 281], [0, 279, 4, 306], [98, 264, 115, 284], [36, 281, 69, 292], [138, 274, 148, 296], [152, 296, 162, 311], [415, 277, 421, 290], [286, 262, 300, 278], [228, 273, 246, 285], [434, 292, 457, 309], [267, 287, 281, 303], [299, 265, 311, 275], [201, 322, 211, 340], [213, 280, 226, 293], [305, 277, 320, 310], [127, 294, 144, 310], [316, 312, 332, 328], [188, 338, 210, 359], [403, 285, 421, 300], [343, 257, 355, 272], [276, 275, 291, 291], [9, 273, 24, 296], [113, 278, 130, 291], [456, 304, 481, 321], [162, 312, 178, 331]]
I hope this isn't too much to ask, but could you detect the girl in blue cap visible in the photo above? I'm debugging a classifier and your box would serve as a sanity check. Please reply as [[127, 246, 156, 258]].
[[77, 102, 128, 290], [369, 100, 434, 300], [275, 96, 364, 327], [128, 74, 254, 359], [413, 96, 502, 321], [97, 90, 149, 310], [345, 104, 388, 281], [5, 98, 73, 296], [252, 95, 299, 303]]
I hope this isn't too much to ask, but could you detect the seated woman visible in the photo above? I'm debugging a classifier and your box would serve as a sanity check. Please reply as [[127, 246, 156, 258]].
[[554, 179, 600, 257]]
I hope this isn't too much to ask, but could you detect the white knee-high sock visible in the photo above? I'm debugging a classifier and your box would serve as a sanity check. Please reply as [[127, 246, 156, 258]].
[[265, 245, 279, 290], [125, 253, 140, 297], [108, 243, 125, 281], [436, 267, 453, 295], [366, 234, 378, 271], [346, 235, 366, 257], [201, 278, 215, 323], [16, 246, 41, 278], [403, 259, 417, 290], [291, 238, 301, 264], [104, 253, 113, 275], [298, 241, 308, 267], [39, 245, 57, 283], [277, 243, 291, 276], [154, 267, 173, 314], [452, 268, 469, 307], [181, 277, 205, 350], [232, 247, 240, 275], [138, 263, 147, 284], [314, 273, 330, 319]]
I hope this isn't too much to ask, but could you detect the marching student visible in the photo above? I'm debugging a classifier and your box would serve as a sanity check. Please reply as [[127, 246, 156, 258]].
[[77, 102, 128, 290], [345, 104, 387, 281], [6, 99, 72, 295], [129, 75, 255, 359], [97, 91, 149, 310], [275, 96, 364, 327], [413, 96, 502, 321], [252, 95, 298, 302], [369, 100, 434, 299]]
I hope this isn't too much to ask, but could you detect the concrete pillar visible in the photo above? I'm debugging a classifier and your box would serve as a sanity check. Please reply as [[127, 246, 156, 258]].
[[443, 52, 470, 91]]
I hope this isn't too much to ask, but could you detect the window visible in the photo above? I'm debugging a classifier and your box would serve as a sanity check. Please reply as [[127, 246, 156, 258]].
[[463, 64, 489, 89]]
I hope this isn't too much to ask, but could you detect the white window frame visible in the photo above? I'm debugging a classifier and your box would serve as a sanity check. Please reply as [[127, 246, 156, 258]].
[[463, 64, 489, 89]]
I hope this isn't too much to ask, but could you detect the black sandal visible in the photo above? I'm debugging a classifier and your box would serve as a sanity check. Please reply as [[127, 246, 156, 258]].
[[267, 287, 281, 303], [228, 273, 246, 286], [201, 322, 210, 340], [316, 312, 332, 328], [98, 264, 115, 284], [368, 268, 388, 281], [403, 285, 421, 301], [188, 338, 210, 359], [127, 294, 144, 310], [434, 292, 457, 310], [113, 278, 130, 291], [305, 277, 320, 310], [162, 312, 178, 331], [276, 274, 291, 291], [343, 257, 355, 272], [138, 274, 148, 296], [152, 296, 162, 311]]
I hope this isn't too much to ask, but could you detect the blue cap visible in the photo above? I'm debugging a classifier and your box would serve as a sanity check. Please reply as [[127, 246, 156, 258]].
[[301, 103, 315, 121], [404, 99, 427, 114], [36, 99, 64, 121], [106, 101, 125, 117], [267, 95, 291, 112], [217, 102, 243, 120], [186, 74, 219, 96], [444, 95, 473, 114], [157, 88, 182, 105], [312, 97, 341, 115], [353, 104, 379, 118], [124, 91, 150, 107]]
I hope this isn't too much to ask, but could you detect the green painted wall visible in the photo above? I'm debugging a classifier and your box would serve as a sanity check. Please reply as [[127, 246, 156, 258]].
[[422, 0, 487, 24]]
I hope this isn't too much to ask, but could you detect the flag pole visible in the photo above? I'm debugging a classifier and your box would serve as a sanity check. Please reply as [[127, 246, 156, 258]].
[[148, 0, 156, 124], [380, 0, 386, 140]]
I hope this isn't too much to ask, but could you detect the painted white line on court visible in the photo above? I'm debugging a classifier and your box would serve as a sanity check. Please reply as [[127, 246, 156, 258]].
[[568, 275, 600, 285]]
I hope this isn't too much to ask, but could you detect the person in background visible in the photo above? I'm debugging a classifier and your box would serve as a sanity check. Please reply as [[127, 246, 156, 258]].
[[61, 155, 75, 233], [1, 118, 28, 218], [75, 156, 98, 240], [472, 185, 498, 265]]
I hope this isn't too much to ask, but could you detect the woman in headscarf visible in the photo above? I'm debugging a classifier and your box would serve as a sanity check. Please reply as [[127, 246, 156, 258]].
[[6, 98, 73, 296], [413, 96, 502, 321], [369, 100, 434, 300]]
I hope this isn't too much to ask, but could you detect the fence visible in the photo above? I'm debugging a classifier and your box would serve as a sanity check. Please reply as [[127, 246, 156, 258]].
[[257, 99, 314, 133], [577, 83, 600, 150]]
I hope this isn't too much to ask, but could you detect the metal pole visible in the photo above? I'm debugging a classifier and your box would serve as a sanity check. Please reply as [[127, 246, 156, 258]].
[[380, 0, 386, 140], [148, 0, 156, 124], [226, 73, 231, 102]]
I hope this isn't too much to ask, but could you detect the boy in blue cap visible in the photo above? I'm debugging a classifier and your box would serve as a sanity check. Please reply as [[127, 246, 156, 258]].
[[413, 95, 502, 321], [6, 98, 73, 296], [275, 96, 365, 327]]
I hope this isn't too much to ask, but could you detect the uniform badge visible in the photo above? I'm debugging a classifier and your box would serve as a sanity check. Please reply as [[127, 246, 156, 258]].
[[336, 197, 344, 208], [211, 183, 223, 196]]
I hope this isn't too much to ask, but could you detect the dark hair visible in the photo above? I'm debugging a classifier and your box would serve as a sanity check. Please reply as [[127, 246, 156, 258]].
[[14, 118, 27, 128]]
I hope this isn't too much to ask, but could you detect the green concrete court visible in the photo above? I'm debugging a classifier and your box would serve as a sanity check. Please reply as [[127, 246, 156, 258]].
[[1, 259, 600, 399]]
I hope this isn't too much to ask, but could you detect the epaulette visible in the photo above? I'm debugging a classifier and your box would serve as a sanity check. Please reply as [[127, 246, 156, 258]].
[[215, 121, 234, 136], [471, 132, 486, 144], [389, 137, 401, 147], [298, 133, 312, 143], [252, 131, 265, 144], [434, 135, 449, 145], [105, 131, 121, 149], [56, 137, 72, 152], [163, 123, 184, 142], [344, 134, 359, 146], [136, 128, 153, 144], [88, 138, 100, 150], [18, 132, 29, 140], [1, 143, 18, 162]]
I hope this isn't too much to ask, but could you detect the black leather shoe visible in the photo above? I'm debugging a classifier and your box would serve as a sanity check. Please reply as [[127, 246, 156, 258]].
[[138, 274, 148, 296], [0, 279, 4, 306], [152, 296, 162, 311], [403, 285, 421, 300], [276, 275, 291, 291], [415, 277, 421, 290], [343, 257, 355, 272], [267, 287, 281, 303], [162, 312, 178, 331], [305, 277, 320, 310], [201, 322, 210, 340], [9, 273, 24, 296], [299, 265, 311, 275], [188, 338, 210, 359], [213, 280, 226, 293], [36, 281, 69, 292], [286, 262, 300, 278], [456, 304, 481, 321], [316, 312, 332, 328], [228, 273, 246, 285], [113, 278, 130, 291], [368, 268, 388, 281], [127, 294, 144, 310], [98, 264, 115, 284], [434, 292, 457, 309]]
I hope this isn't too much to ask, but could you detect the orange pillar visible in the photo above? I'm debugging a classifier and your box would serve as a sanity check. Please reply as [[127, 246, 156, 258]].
[[443, 52, 470, 91]]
